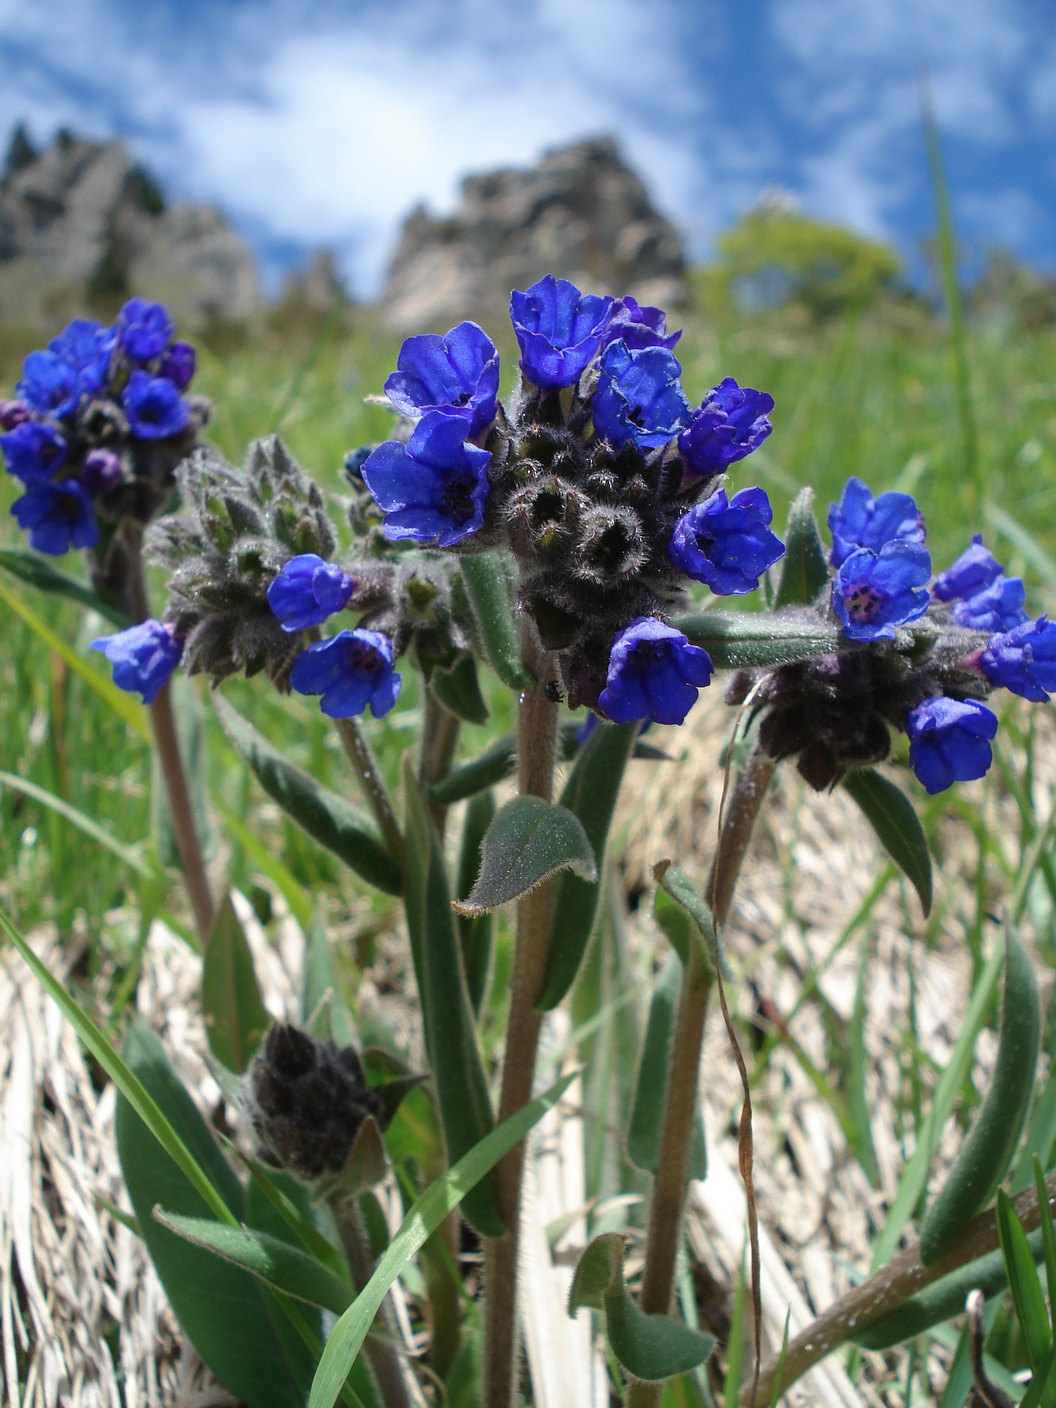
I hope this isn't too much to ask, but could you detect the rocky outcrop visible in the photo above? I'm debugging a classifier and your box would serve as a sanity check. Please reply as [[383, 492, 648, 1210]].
[[0, 131, 261, 329], [380, 136, 688, 331]]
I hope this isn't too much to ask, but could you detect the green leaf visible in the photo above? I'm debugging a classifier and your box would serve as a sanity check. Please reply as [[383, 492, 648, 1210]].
[[537, 721, 638, 1010], [567, 1233, 715, 1382], [452, 795, 596, 917], [116, 1026, 308, 1408], [155, 1209, 354, 1316], [431, 652, 489, 726], [627, 955, 706, 1180], [201, 893, 271, 1072], [214, 693, 401, 895], [217, 796, 314, 933], [920, 928, 1041, 1264], [0, 907, 232, 1224], [1034, 1156, 1056, 1344], [308, 1071, 576, 1408], [457, 791, 496, 1013], [0, 546, 130, 626], [428, 734, 516, 806], [772, 488, 831, 609], [0, 769, 156, 877], [842, 768, 932, 916], [653, 864, 717, 975], [301, 902, 356, 1045], [0, 575, 149, 738], [458, 553, 533, 691], [403, 762, 503, 1237], [671, 609, 839, 670], [996, 1189, 1054, 1389]]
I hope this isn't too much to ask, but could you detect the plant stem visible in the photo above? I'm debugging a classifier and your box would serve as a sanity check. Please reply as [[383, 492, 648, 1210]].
[[742, 1170, 1056, 1406], [418, 689, 461, 834], [333, 714, 404, 862], [628, 744, 774, 1408], [121, 522, 215, 944], [483, 646, 558, 1408], [329, 1192, 418, 1408]]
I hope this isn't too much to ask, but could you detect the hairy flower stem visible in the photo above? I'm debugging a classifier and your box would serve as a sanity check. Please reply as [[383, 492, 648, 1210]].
[[329, 1192, 418, 1408], [742, 1170, 1056, 1406], [333, 714, 404, 862], [628, 744, 774, 1408], [121, 522, 215, 944], [483, 650, 558, 1408]]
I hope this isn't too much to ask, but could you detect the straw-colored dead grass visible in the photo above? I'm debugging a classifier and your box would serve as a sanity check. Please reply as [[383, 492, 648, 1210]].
[[1, 692, 1053, 1405]]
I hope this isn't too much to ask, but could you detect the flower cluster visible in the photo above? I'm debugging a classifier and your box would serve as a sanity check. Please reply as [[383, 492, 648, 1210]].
[[349, 275, 781, 725], [1, 299, 206, 556], [740, 477, 1056, 793]]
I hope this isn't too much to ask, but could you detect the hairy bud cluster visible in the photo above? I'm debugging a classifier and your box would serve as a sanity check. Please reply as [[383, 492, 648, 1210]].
[[146, 435, 338, 685], [242, 1024, 385, 1185]]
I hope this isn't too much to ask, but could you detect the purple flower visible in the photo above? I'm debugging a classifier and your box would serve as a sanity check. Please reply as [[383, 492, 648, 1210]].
[[16, 350, 80, 418], [267, 554, 356, 632], [123, 370, 189, 439], [933, 534, 1003, 603], [361, 411, 491, 546], [980, 616, 1056, 702], [80, 448, 123, 495], [1, 422, 67, 481], [599, 616, 713, 726], [158, 341, 196, 390], [116, 298, 174, 363], [906, 696, 998, 794], [951, 575, 1028, 633], [592, 341, 690, 449], [91, 619, 183, 704], [601, 296, 681, 352], [48, 318, 114, 395], [384, 321, 499, 435], [668, 486, 784, 595], [290, 629, 402, 719], [509, 275, 614, 389], [678, 378, 774, 478], [11, 477, 98, 555], [832, 540, 931, 640], [0, 400, 29, 430], [828, 477, 925, 569]]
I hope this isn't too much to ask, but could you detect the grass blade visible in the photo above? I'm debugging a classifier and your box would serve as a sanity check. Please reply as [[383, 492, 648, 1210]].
[[0, 769, 155, 877]]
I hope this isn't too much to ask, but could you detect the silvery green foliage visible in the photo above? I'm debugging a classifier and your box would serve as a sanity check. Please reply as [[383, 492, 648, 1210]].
[[146, 435, 338, 685]]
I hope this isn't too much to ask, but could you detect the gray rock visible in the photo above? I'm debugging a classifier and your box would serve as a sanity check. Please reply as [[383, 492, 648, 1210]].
[[380, 136, 688, 332], [0, 132, 261, 329]]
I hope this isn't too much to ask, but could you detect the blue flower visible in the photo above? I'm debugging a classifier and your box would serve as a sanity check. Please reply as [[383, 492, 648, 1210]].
[[48, 318, 114, 395], [668, 487, 784, 595], [290, 629, 402, 719], [0, 401, 29, 430], [832, 540, 931, 640], [1, 422, 67, 481], [16, 350, 80, 417], [384, 321, 499, 435], [592, 341, 690, 449], [599, 616, 713, 726], [267, 554, 356, 632], [123, 370, 190, 439], [509, 275, 613, 389], [932, 534, 1003, 602], [828, 477, 925, 569], [80, 449, 124, 495], [91, 619, 183, 704], [951, 575, 1028, 633], [980, 616, 1056, 702], [116, 298, 174, 362], [361, 411, 491, 546], [11, 477, 98, 555], [906, 696, 998, 794], [678, 378, 774, 478], [601, 296, 681, 352], [158, 341, 196, 390]]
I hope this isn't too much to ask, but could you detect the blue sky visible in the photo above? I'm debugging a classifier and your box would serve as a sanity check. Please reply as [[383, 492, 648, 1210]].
[[3, 0, 1054, 296]]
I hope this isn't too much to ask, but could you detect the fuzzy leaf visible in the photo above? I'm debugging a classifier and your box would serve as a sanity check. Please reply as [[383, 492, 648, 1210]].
[[201, 893, 270, 1072], [842, 768, 932, 916], [653, 863, 717, 975], [453, 796, 596, 917], [431, 652, 489, 726], [457, 790, 496, 1013], [920, 928, 1041, 1263], [773, 488, 831, 609], [0, 546, 130, 625], [214, 692, 401, 895], [627, 956, 706, 1180], [428, 735, 516, 806], [671, 609, 839, 670]]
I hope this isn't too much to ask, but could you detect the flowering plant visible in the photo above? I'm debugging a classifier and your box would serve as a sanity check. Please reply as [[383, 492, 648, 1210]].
[[2, 278, 1052, 1408]]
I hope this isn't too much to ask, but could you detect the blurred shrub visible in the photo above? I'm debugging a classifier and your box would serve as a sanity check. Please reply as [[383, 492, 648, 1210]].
[[968, 246, 1056, 330]]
